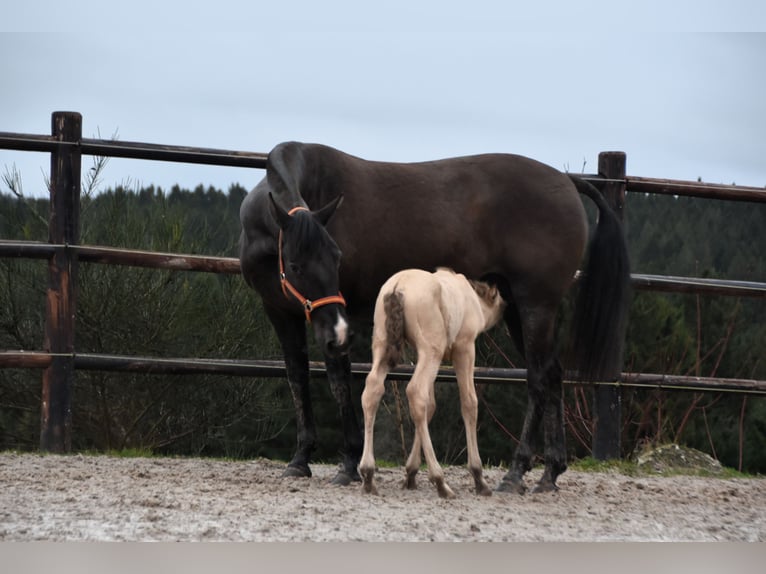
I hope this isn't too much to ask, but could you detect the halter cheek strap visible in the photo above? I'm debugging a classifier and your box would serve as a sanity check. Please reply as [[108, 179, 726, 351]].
[[278, 206, 346, 323]]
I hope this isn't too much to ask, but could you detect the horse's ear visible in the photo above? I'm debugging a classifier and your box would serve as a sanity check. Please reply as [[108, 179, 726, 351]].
[[314, 194, 343, 227], [268, 192, 292, 229]]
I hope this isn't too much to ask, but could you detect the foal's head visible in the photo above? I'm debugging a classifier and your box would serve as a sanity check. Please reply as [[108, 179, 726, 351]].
[[269, 194, 352, 357], [469, 279, 506, 329]]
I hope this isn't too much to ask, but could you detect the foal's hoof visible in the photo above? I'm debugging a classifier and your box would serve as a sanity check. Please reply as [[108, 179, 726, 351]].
[[402, 475, 418, 490], [330, 468, 362, 486], [361, 480, 379, 495], [436, 483, 456, 500], [359, 468, 377, 494], [476, 484, 493, 497], [495, 478, 527, 495], [282, 464, 312, 479]]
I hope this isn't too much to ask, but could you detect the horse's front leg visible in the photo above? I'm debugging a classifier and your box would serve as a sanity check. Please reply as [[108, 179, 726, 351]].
[[325, 352, 363, 485], [265, 306, 315, 478]]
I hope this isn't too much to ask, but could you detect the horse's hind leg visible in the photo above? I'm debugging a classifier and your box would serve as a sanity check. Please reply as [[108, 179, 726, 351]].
[[497, 303, 565, 494], [453, 344, 492, 496], [405, 356, 455, 499], [359, 359, 389, 495], [535, 356, 566, 493]]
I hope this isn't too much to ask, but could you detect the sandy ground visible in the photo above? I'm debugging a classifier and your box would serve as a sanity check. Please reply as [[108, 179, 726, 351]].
[[0, 452, 764, 542]]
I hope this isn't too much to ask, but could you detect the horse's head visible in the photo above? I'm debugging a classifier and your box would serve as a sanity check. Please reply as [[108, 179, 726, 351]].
[[269, 193, 353, 357]]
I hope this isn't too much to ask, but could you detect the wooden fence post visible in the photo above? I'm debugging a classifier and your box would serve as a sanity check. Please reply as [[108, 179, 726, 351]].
[[592, 150, 626, 460], [40, 111, 82, 452]]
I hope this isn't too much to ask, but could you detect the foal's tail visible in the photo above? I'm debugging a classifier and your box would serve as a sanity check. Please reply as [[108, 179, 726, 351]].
[[569, 176, 631, 382], [382, 290, 406, 369]]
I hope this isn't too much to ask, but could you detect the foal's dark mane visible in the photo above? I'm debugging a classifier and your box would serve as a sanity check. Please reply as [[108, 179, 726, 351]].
[[436, 267, 496, 305], [468, 278, 497, 305]]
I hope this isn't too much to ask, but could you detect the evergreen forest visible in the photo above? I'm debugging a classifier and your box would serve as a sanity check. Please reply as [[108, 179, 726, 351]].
[[1, 171, 764, 473]]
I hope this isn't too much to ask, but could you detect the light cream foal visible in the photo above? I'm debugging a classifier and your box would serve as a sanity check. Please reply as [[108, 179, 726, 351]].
[[359, 268, 506, 499]]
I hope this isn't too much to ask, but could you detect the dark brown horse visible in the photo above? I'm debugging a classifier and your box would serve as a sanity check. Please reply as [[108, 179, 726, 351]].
[[239, 141, 630, 493]]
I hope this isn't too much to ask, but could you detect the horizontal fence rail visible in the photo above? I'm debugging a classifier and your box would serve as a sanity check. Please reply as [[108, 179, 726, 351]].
[[2, 351, 765, 395], [0, 131, 268, 169], [629, 273, 766, 298], [0, 241, 242, 274], [579, 174, 766, 203], [2, 241, 765, 297], [625, 175, 766, 203]]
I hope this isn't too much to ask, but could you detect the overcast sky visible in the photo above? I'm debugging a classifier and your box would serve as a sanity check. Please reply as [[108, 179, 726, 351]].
[[2, 1, 765, 198]]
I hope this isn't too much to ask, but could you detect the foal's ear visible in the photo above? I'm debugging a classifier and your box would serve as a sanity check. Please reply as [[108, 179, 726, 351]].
[[268, 192, 292, 229], [314, 194, 344, 227], [489, 285, 505, 306]]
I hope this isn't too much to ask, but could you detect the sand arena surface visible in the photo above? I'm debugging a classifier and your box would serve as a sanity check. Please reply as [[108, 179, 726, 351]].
[[0, 453, 764, 541]]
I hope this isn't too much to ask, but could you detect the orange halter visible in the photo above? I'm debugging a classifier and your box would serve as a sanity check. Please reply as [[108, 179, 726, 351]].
[[278, 206, 346, 323]]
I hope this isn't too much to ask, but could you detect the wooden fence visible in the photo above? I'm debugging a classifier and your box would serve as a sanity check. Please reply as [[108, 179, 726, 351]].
[[1, 111, 765, 458]]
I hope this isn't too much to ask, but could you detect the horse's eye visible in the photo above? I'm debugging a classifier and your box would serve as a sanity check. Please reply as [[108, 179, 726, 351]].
[[289, 263, 302, 276]]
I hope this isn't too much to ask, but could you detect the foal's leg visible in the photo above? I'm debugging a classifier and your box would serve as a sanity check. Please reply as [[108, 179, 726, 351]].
[[453, 343, 492, 496], [405, 354, 455, 499], [401, 380, 438, 490], [401, 364, 438, 490], [402, 413, 422, 490], [359, 358, 389, 495]]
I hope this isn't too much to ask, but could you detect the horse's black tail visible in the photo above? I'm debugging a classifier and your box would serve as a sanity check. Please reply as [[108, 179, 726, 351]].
[[382, 290, 406, 369], [569, 176, 631, 382]]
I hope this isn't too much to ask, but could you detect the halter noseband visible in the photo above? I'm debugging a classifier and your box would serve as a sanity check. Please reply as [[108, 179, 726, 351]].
[[278, 206, 346, 323]]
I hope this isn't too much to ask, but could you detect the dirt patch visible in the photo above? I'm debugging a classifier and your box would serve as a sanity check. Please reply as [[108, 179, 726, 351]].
[[0, 452, 763, 541]]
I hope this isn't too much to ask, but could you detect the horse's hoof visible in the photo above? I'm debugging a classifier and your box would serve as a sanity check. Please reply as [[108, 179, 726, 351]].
[[282, 464, 311, 479], [531, 480, 559, 494], [330, 469, 361, 486], [476, 485, 493, 497], [495, 478, 527, 495]]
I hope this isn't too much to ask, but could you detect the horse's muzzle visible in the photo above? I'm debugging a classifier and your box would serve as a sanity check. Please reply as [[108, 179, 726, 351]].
[[312, 308, 354, 358], [324, 328, 354, 357]]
